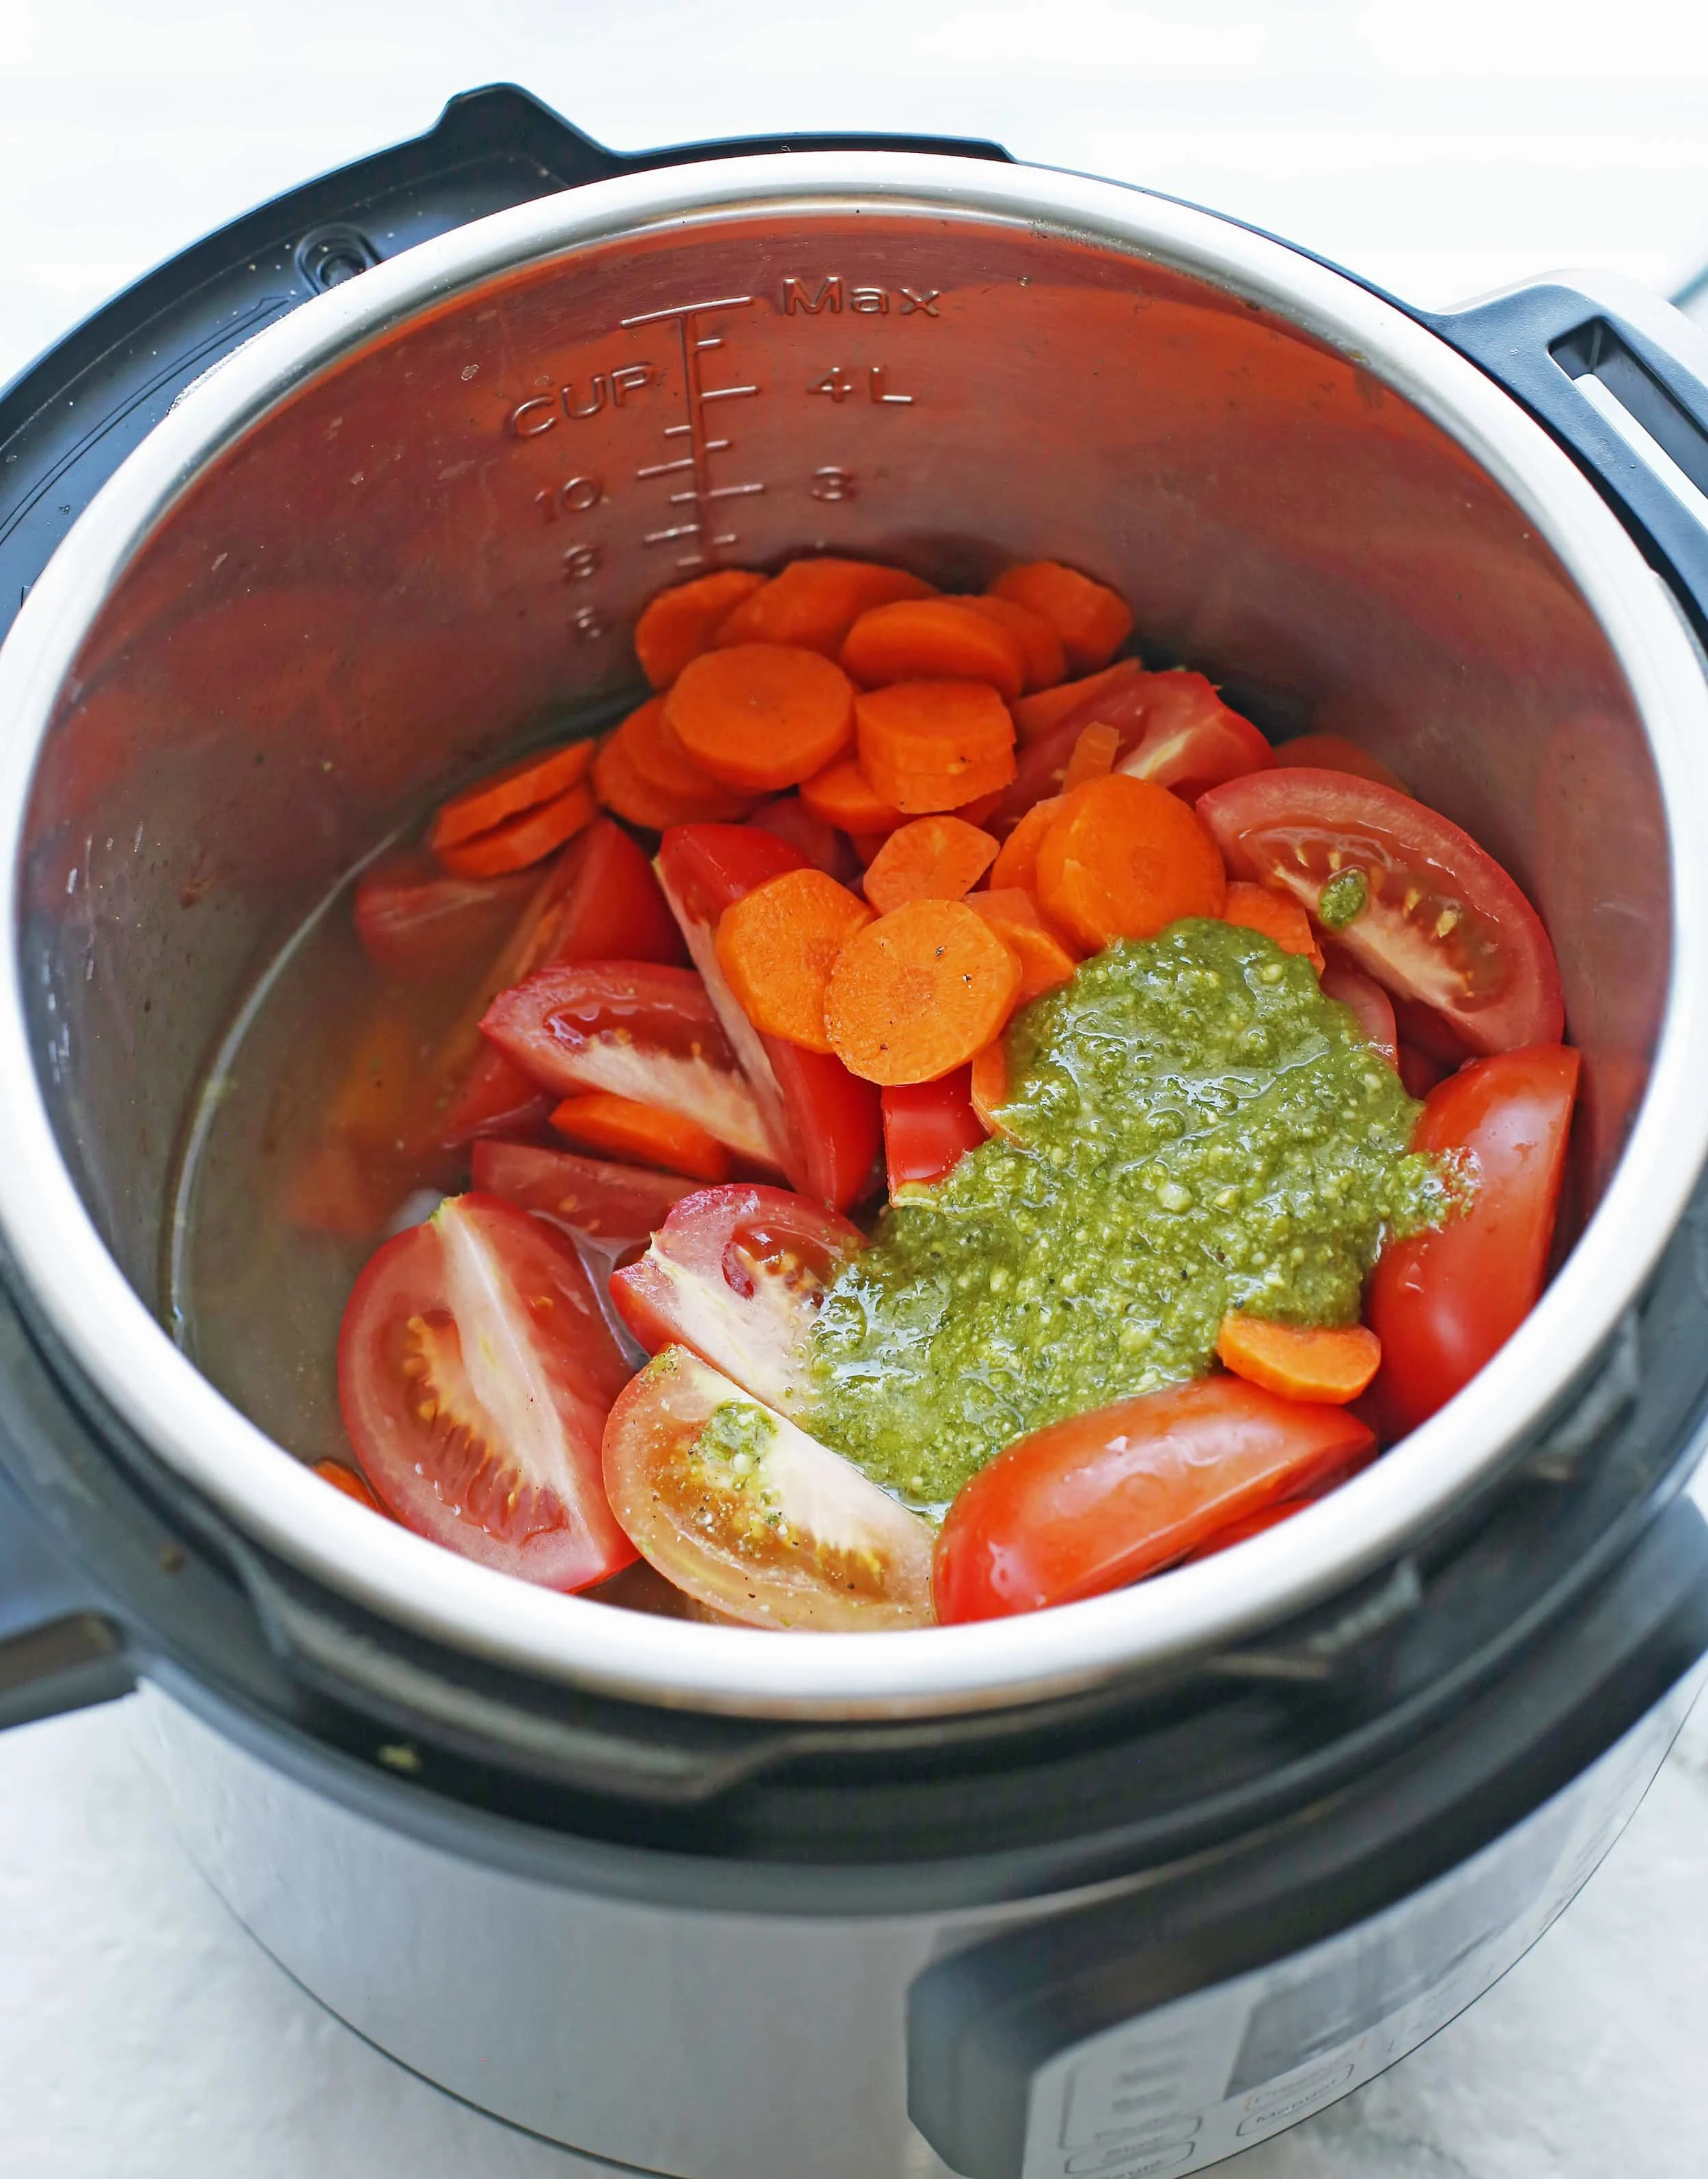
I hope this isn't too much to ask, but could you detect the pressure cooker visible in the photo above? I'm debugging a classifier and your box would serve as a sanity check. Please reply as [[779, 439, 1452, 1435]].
[[4, 83, 1708, 2178]]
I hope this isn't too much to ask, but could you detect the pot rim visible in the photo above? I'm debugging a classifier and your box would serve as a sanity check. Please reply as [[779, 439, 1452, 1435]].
[[3, 151, 1707, 1722]]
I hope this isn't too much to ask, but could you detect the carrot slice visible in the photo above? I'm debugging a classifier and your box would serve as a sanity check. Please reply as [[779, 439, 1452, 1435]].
[[592, 730, 752, 828], [1222, 879, 1325, 973], [1062, 721, 1120, 793], [1010, 658, 1144, 744], [550, 1091, 732, 1182], [969, 1039, 1010, 1134], [989, 793, 1064, 892], [856, 681, 1017, 815], [1273, 732, 1408, 794], [715, 558, 935, 655], [635, 568, 767, 689], [959, 594, 1067, 692], [436, 780, 596, 877], [1216, 1313, 1381, 1404], [823, 899, 1021, 1085], [428, 739, 595, 853], [968, 890, 1079, 999], [799, 756, 907, 835], [1034, 773, 1226, 951], [840, 599, 1028, 702], [715, 867, 875, 1053], [610, 693, 734, 804], [665, 644, 856, 792], [989, 562, 1133, 672], [862, 814, 999, 916], [312, 1459, 386, 1512]]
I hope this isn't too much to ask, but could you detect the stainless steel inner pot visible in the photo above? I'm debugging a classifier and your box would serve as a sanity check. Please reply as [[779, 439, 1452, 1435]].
[[3, 152, 1707, 1720]]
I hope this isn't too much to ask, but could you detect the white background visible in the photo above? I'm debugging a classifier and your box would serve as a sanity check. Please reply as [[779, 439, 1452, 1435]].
[[4, 3, 1708, 2174]]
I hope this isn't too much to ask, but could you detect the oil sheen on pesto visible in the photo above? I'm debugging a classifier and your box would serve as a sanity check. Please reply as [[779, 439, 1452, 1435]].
[[809, 920, 1450, 1507]]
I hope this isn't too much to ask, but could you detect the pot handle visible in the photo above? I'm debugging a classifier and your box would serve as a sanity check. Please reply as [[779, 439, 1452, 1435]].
[[0, 1468, 133, 1731], [1422, 284, 1708, 637]]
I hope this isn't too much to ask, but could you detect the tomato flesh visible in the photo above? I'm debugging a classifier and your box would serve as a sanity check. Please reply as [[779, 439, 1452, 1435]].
[[933, 1376, 1375, 1621], [1197, 769, 1563, 1054], [1368, 1045, 1580, 1437], [602, 1346, 935, 1628], [611, 1182, 863, 1411], [883, 1067, 984, 1196], [1116, 672, 1273, 798], [354, 851, 534, 981], [337, 1193, 637, 1589], [469, 1140, 698, 1252]]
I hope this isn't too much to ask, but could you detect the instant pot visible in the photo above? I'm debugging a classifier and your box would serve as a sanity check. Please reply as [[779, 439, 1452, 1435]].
[[5, 83, 1708, 2178]]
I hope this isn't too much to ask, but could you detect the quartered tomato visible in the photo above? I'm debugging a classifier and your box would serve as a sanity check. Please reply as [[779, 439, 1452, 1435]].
[[882, 1066, 985, 1196], [1319, 950, 1399, 1064], [337, 1193, 637, 1589], [1197, 769, 1563, 1054], [354, 851, 535, 981], [655, 824, 881, 1210], [480, 962, 777, 1168], [1368, 1044, 1580, 1438], [933, 1376, 1376, 1622], [602, 1345, 935, 1629], [469, 1139, 698, 1253], [611, 1183, 864, 1411], [746, 795, 861, 883]]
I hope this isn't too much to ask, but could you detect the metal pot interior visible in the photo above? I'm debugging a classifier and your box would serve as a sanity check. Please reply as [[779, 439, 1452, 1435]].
[[2, 159, 1700, 1715]]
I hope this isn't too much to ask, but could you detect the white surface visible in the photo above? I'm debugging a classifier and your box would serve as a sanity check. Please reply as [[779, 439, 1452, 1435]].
[[4, 5, 1708, 2174]]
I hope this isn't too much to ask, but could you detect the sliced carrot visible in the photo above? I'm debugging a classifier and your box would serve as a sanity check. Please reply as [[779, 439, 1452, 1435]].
[[428, 739, 596, 853], [550, 1092, 732, 1182], [435, 780, 596, 877], [862, 814, 999, 916], [856, 681, 1017, 815], [312, 1459, 386, 1512], [799, 756, 907, 835], [1011, 658, 1144, 744], [715, 558, 935, 655], [1062, 721, 1120, 793], [1273, 732, 1408, 794], [968, 890, 1080, 1000], [1216, 1313, 1381, 1404], [1222, 879, 1325, 973], [1034, 773, 1226, 951], [611, 693, 737, 804], [664, 643, 855, 792], [635, 568, 767, 689], [959, 594, 1067, 692], [823, 899, 1021, 1086], [968, 1039, 1011, 1134], [592, 732, 749, 829], [989, 793, 1064, 892], [989, 562, 1134, 672], [715, 867, 875, 1053], [840, 599, 1028, 702]]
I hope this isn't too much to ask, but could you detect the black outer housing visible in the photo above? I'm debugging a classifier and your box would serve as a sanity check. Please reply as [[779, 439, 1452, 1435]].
[[0, 81, 1706, 1908]]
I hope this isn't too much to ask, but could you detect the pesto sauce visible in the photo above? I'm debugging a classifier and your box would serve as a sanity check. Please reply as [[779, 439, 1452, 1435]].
[[808, 920, 1451, 1507]]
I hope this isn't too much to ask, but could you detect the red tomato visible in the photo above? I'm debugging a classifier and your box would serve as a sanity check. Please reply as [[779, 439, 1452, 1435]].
[[746, 795, 860, 883], [431, 819, 688, 1148], [655, 824, 881, 1210], [1368, 1044, 1580, 1437], [611, 1182, 864, 1410], [1197, 770, 1563, 1054], [469, 1139, 698, 1252], [337, 1194, 637, 1589], [354, 851, 535, 981], [1396, 1045, 1447, 1100], [601, 1345, 935, 1629], [933, 1377, 1375, 1622], [480, 962, 778, 1168], [1319, 954, 1398, 1064], [882, 1066, 984, 1196]]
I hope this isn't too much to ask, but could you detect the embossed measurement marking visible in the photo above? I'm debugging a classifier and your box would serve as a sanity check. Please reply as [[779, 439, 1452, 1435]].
[[622, 295, 765, 570]]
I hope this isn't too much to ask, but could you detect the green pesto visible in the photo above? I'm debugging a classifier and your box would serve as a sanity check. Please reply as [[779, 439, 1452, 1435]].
[[1317, 868, 1369, 930], [808, 920, 1452, 1508], [697, 1400, 777, 1464]]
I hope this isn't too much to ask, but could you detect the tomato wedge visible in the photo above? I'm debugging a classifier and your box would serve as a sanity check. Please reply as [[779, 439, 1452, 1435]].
[[469, 1139, 698, 1252], [337, 1193, 637, 1589], [1196, 769, 1563, 1054], [481, 963, 778, 1168], [746, 795, 860, 883], [1368, 1045, 1580, 1438], [602, 1346, 935, 1629], [655, 824, 881, 1210], [882, 1067, 985, 1197], [354, 851, 534, 981], [611, 1183, 863, 1412], [1116, 671, 1273, 799], [933, 1377, 1375, 1622], [1319, 952, 1398, 1065]]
